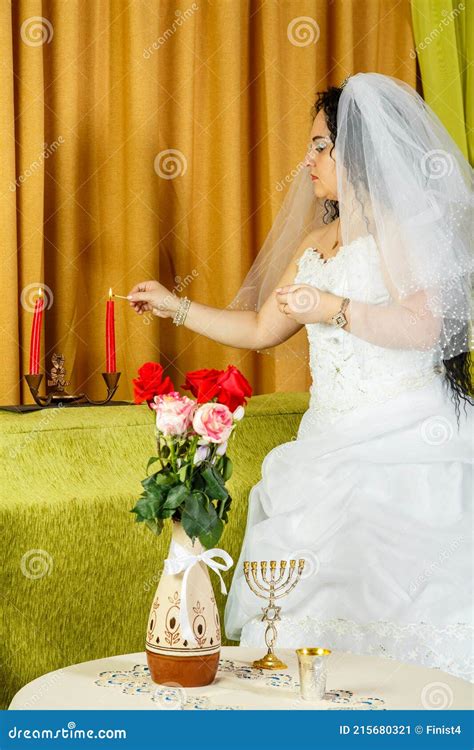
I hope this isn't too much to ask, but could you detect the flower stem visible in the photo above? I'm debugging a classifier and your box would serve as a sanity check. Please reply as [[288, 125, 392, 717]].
[[167, 436, 178, 474], [156, 433, 166, 471], [187, 435, 200, 487]]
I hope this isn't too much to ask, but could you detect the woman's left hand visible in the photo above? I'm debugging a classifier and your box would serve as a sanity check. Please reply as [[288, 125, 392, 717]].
[[275, 284, 338, 324]]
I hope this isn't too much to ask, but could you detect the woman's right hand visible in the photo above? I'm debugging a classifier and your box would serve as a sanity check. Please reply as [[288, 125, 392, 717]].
[[127, 280, 179, 318]]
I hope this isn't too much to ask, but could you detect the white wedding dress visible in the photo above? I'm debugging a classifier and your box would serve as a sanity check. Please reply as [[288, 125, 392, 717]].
[[224, 233, 473, 683]]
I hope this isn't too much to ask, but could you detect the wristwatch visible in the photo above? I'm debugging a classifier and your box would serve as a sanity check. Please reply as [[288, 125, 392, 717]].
[[329, 297, 350, 328]]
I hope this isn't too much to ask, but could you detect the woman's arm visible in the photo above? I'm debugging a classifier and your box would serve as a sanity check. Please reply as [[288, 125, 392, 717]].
[[127, 236, 311, 350], [277, 230, 442, 351], [342, 292, 442, 350], [342, 235, 442, 349]]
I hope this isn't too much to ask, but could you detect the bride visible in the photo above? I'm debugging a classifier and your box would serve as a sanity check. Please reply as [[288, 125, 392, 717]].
[[128, 72, 473, 682]]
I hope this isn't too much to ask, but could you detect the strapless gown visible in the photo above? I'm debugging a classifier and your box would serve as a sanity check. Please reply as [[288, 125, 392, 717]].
[[224, 233, 473, 683]]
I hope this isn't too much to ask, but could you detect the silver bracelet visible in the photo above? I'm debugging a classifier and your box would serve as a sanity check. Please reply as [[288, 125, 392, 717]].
[[172, 296, 191, 326]]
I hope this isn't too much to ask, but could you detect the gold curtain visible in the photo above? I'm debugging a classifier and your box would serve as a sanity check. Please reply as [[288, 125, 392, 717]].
[[1, 0, 417, 406]]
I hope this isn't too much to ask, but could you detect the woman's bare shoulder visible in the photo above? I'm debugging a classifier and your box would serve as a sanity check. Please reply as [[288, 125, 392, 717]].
[[292, 223, 333, 264]]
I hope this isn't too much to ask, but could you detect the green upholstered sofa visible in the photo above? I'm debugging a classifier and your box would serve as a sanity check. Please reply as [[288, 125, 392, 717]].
[[0, 392, 309, 709]]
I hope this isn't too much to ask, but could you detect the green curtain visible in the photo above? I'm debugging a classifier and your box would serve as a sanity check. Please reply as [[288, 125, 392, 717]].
[[410, 0, 473, 165]]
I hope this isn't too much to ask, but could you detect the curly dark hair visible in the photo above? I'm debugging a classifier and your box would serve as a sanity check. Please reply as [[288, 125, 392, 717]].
[[311, 85, 473, 427]]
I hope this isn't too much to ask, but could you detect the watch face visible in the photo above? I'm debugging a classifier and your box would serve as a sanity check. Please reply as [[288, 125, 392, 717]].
[[334, 312, 346, 327]]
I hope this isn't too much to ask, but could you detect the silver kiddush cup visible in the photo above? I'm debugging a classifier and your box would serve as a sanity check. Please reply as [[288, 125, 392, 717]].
[[296, 647, 332, 700]]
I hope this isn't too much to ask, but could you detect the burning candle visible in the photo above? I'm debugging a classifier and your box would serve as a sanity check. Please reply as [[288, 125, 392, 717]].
[[106, 288, 116, 372], [29, 288, 44, 375]]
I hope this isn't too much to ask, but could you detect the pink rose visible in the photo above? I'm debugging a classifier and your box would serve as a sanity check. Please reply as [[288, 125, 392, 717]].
[[192, 403, 233, 444], [151, 391, 197, 436]]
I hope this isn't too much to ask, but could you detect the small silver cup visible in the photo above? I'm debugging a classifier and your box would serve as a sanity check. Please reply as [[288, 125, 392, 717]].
[[296, 647, 331, 701]]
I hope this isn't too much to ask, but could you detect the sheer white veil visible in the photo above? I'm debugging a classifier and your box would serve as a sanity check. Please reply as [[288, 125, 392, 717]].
[[227, 72, 473, 363]]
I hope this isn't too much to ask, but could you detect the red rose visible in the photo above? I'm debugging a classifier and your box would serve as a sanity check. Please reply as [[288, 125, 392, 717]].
[[215, 365, 253, 412], [133, 362, 175, 407], [181, 365, 252, 412], [180, 368, 221, 403]]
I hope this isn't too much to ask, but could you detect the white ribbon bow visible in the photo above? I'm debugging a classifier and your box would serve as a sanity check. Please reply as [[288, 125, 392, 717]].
[[163, 539, 234, 644]]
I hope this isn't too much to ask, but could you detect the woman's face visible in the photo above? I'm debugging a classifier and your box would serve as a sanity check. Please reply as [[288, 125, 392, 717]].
[[304, 108, 338, 201]]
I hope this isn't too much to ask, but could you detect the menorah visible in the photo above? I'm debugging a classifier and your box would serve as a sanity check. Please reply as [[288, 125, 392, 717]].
[[243, 559, 305, 670], [24, 353, 121, 407]]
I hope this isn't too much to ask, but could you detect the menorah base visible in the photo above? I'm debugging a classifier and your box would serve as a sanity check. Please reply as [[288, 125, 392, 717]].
[[252, 650, 288, 670]]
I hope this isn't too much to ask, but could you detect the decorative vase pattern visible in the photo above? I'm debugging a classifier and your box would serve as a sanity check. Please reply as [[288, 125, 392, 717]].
[[146, 520, 221, 687]]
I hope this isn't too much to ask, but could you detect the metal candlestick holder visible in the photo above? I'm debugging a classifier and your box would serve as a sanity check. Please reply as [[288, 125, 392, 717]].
[[24, 352, 121, 407], [243, 559, 305, 670]]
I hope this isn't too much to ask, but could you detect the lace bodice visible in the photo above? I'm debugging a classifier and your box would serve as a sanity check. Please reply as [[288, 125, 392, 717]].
[[294, 234, 444, 429]]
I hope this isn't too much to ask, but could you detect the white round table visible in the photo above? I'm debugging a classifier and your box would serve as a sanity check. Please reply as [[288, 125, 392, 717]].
[[9, 646, 472, 710]]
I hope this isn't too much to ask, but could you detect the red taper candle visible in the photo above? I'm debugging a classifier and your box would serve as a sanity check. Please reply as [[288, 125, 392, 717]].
[[29, 288, 44, 375], [106, 288, 116, 372]]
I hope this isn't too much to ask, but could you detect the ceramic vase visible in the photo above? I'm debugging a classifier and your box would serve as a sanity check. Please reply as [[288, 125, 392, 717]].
[[145, 519, 221, 687]]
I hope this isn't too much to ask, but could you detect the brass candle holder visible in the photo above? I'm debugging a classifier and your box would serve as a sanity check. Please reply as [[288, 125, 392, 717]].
[[24, 352, 121, 407], [243, 559, 305, 670]]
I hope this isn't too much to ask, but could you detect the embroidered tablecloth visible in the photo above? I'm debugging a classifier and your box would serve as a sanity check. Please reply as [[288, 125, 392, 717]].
[[9, 647, 472, 710]]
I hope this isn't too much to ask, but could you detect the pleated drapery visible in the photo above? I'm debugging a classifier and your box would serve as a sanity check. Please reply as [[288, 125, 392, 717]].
[[1, 1, 418, 405]]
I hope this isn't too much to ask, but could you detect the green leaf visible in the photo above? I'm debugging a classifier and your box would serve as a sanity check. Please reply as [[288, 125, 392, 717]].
[[181, 491, 210, 542], [130, 490, 165, 521], [219, 494, 233, 523], [163, 484, 190, 510], [155, 472, 175, 486], [198, 507, 224, 549], [146, 456, 160, 473], [158, 507, 175, 519], [192, 472, 206, 492], [201, 465, 228, 501], [177, 464, 188, 483], [145, 517, 164, 536], [141, 472, 159, 489], [221, 455, 233, 482]]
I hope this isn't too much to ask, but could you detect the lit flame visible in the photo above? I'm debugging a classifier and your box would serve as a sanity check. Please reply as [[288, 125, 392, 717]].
[[38, 287, 43, 298], [108, 287, 113, 300]]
